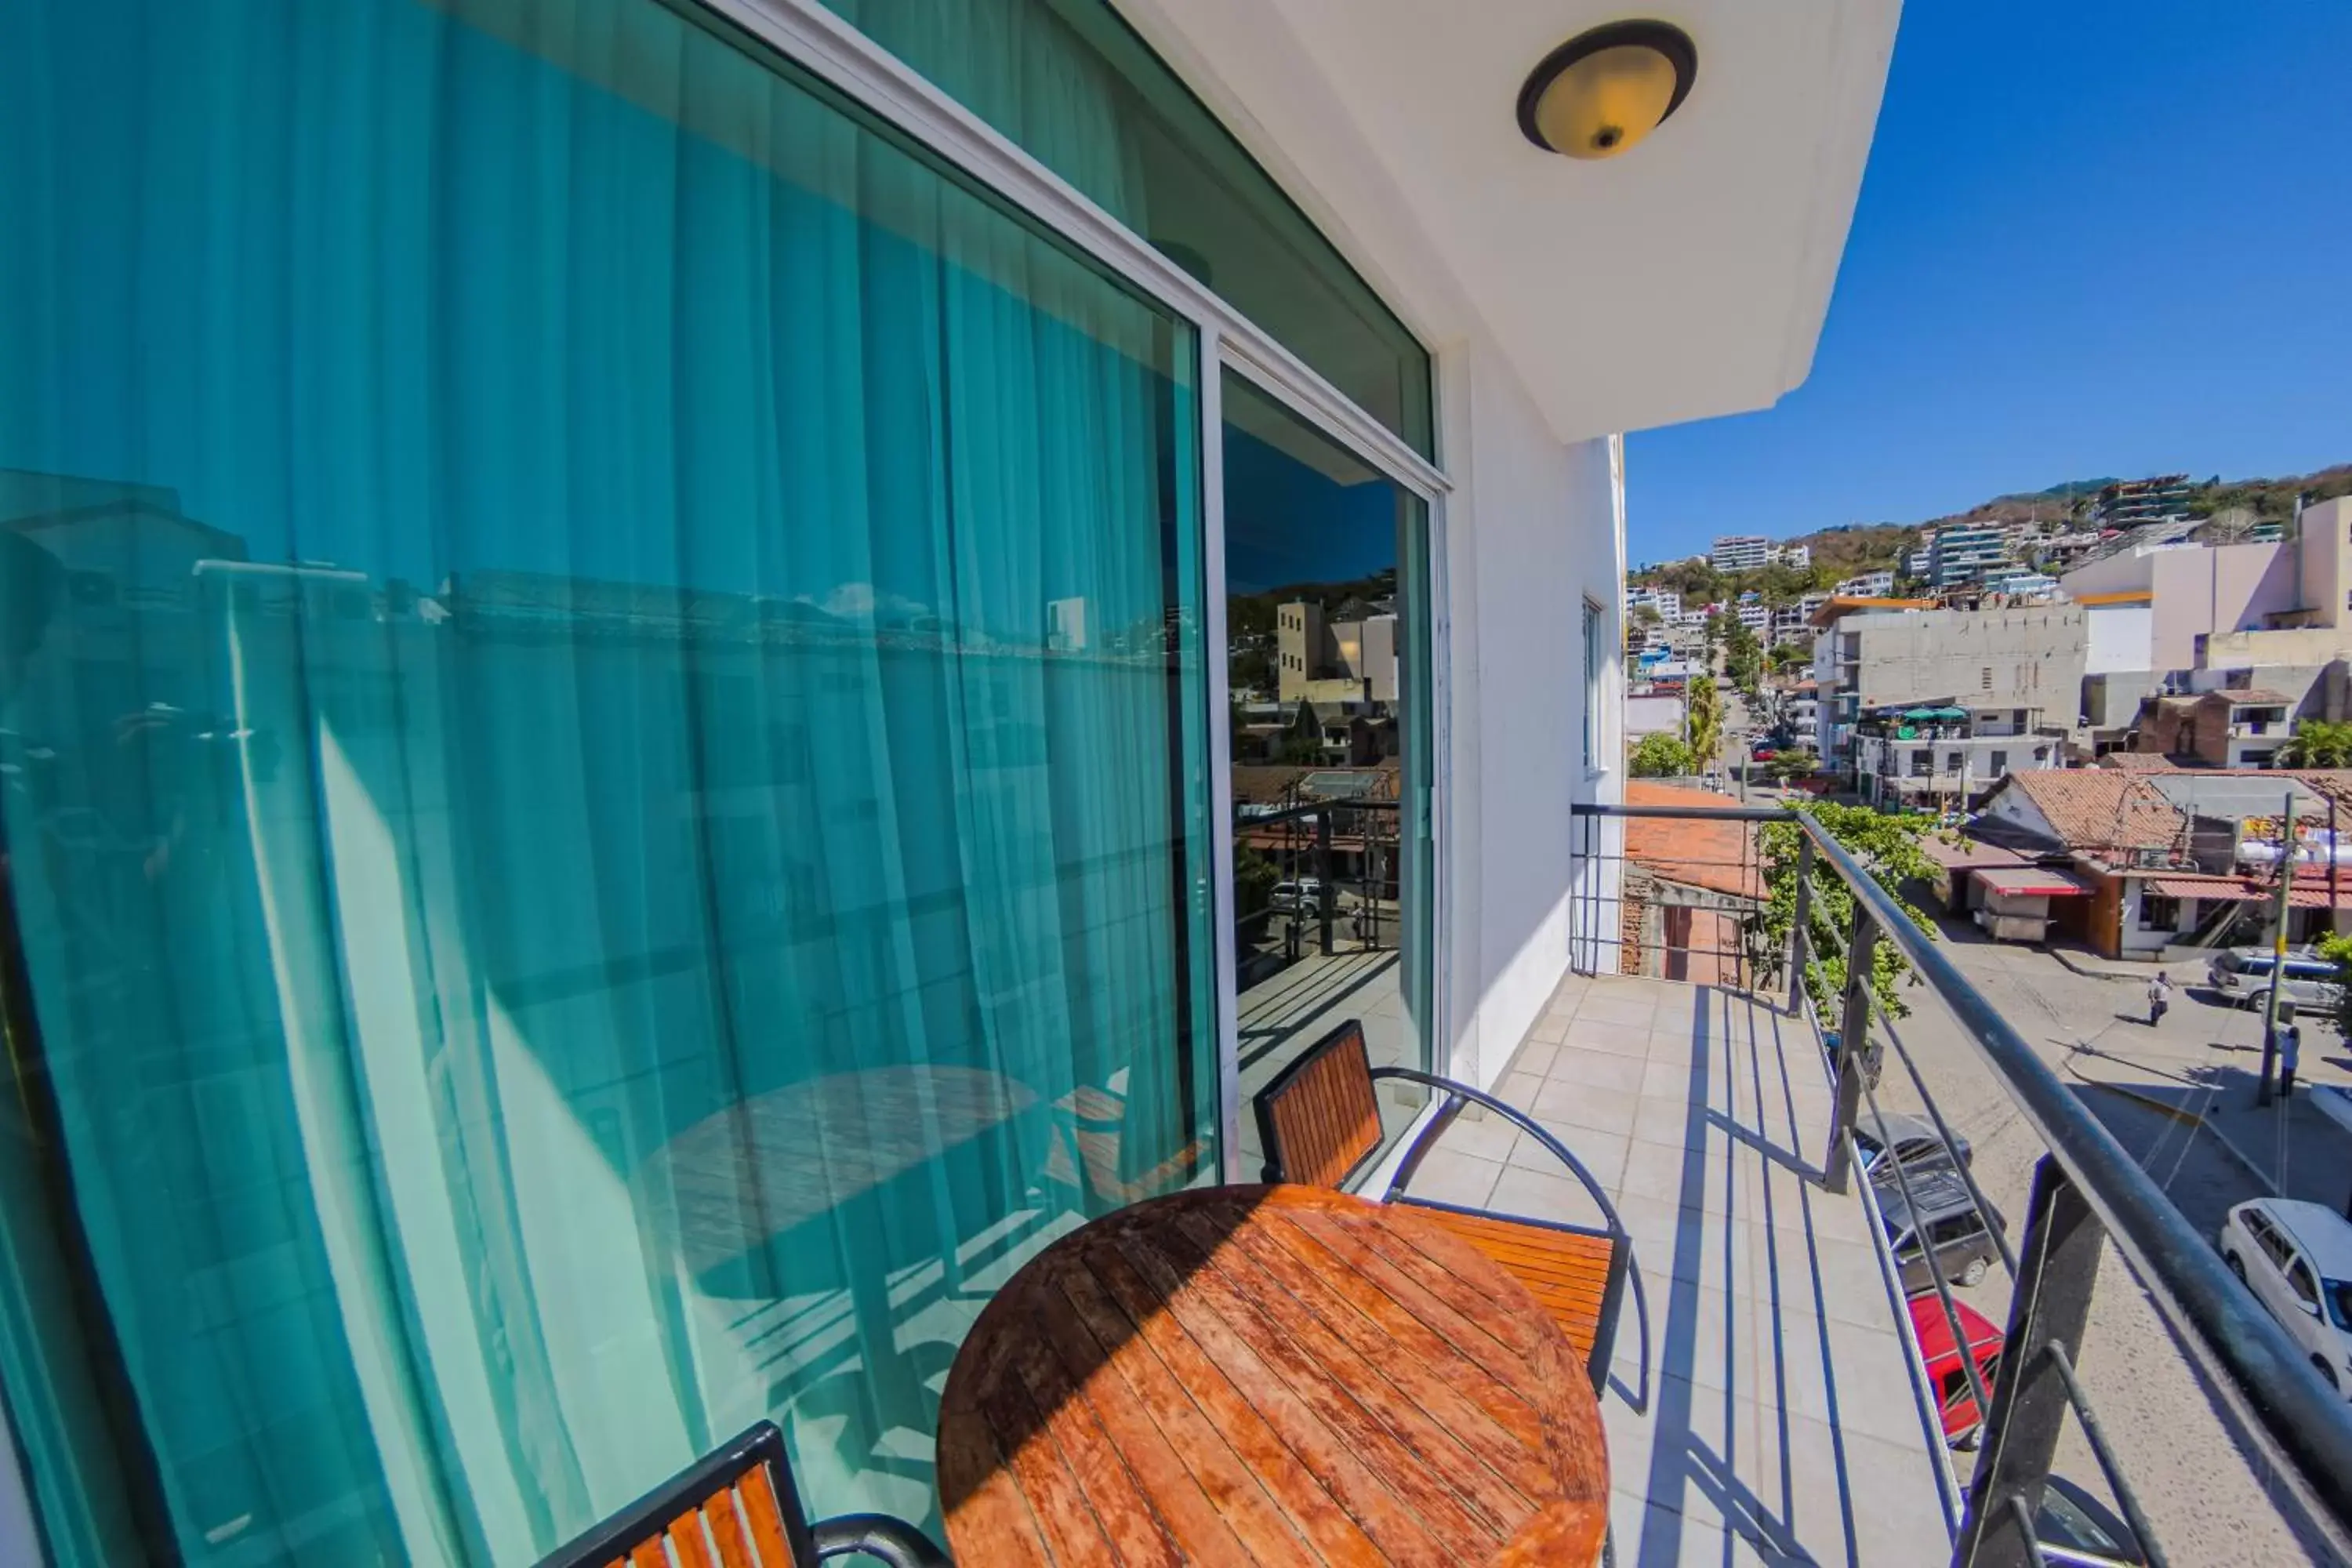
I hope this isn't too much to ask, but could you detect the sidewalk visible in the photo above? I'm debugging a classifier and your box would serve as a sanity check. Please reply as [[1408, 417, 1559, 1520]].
[[2045, 942, 2154, 983], [2201, 1086, 2352, 1213], [2068, 1043, 2352, 1213]]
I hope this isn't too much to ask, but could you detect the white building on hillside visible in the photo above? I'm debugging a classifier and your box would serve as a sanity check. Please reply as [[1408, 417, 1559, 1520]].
[[1712, 534, 1772, 572]]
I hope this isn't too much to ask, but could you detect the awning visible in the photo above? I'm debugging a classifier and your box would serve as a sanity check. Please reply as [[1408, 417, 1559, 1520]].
[[1974, 866, 2088, 897]]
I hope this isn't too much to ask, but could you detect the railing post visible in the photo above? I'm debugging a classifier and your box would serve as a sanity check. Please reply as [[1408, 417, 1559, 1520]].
[[1786, 831, 1814, 1017], [1822, 902, 1878, 1195], [1953, 1156, 2107, 1567], [1316, 808, 1335, 956]]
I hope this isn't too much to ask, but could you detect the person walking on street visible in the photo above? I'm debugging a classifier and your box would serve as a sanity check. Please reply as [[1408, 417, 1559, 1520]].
[[2147, 969, 2172, 1026], [2279, 1010, 2302, 1099]]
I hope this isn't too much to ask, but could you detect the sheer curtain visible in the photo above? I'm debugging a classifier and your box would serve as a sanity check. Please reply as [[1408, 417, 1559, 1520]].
[[0, 1, 1212, 1563]]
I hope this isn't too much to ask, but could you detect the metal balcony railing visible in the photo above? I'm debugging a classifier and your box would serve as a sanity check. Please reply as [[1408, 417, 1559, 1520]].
[[1570, 799, 2352, 1568]]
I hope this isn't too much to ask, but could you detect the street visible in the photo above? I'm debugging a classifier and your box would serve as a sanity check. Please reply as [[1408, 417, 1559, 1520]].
[[1868, 927, 2352, 1565]]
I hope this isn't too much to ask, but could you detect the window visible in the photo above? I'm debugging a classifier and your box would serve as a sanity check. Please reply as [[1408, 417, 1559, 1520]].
[[2257, 1219, 2296, 1269], [1583, 598, 1605, 771], [1989, 750, 2009, 774], [818, 0, 1433, 456], [0, 0, 1218, 1557], [2288, 1260, 2322, 1310], [1911, 750, 1933, 777], [1929, 1212, 1987, 1247], [1981, 666, 1993, 689], [2140, 893, 2182, 931], [1946, 751, 1964, 774]]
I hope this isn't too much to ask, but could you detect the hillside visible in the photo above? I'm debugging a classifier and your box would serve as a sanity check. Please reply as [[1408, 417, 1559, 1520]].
[[1633, 461, 2352, 602]]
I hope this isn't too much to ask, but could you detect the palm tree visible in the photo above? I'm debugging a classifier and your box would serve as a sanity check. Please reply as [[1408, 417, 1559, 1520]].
[[2278, 719, 2352, 768]]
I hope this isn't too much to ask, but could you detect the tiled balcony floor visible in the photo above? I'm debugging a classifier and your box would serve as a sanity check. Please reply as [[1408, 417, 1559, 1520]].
[[1407, 972, 1955, 1566], [1236, 946, 1409, 1176]]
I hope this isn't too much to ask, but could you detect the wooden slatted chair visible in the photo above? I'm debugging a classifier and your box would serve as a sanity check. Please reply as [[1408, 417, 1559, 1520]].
[[532, 1419, 946, 1568], [1254, 1018, 1635, 1392]]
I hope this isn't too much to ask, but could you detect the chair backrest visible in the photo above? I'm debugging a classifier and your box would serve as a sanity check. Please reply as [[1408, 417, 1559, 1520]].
[[534, 1420, 817, 1568], [1254, 1019, 1384, 1187]]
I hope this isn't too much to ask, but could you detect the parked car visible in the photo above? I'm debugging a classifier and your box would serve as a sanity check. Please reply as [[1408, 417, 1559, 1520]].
[[2036, 1476, 2147, 1565], [1269, 879, 1327, 914], [2217, 1198, 2352, 1396], [1908, 1294, 2004, 1445], [2205, 947, 2340, 1012], [1878, 1167, 2004, 1292], [1853, 1109, 1971, 1181], [1750, 745, 1778, 762]]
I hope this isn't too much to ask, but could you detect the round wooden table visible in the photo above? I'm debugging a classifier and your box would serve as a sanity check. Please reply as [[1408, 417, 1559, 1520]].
[[937, 1184, 1610, 1566]]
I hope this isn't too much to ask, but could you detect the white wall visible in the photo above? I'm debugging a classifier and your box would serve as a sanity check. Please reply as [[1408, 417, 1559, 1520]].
[[2083, 604, 2154, 674], [1441, 343, 1624, 1092], [1626, 694, 1686, 737]]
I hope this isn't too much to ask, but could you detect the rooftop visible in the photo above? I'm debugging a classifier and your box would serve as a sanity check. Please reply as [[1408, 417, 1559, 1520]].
[[1624, 782, 1766, 900], [1994, 769, 2185, 855]]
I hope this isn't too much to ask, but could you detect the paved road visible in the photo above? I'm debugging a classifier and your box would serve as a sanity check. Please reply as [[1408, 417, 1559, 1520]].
[[1861, 928, 2350, 1564]]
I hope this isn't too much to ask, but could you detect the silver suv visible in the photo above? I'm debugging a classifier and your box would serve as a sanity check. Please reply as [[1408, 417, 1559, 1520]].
[[2205, 948, 2340, 1012]]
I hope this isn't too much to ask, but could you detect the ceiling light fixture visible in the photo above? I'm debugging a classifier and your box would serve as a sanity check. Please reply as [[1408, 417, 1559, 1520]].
[[1517, 20, 1697, 161]]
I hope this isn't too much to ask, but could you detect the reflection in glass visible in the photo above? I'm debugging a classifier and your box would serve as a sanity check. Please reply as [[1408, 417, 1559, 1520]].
[[0, 1, 1211, 1562], [1219, 373, 1432, 1174]]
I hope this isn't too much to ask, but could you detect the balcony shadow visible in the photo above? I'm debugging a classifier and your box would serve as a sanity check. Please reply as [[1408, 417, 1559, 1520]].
[[1630, 983, 1883, 1568]]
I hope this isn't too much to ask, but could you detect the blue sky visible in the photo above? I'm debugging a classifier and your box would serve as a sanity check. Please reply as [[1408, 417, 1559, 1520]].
[[1626, 0, 2352, 561]]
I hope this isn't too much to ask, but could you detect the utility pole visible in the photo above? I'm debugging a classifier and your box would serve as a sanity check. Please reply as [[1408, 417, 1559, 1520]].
[[2257, 789, 2296, 1106]]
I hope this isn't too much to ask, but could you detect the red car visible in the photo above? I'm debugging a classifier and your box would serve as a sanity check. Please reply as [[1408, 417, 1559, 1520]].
[[1910, 1294, 2005, 1445], [1750, 746, 1778, 761]]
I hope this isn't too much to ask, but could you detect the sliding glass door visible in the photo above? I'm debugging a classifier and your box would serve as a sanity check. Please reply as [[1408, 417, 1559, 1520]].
[[0, 0, 1214, 1560], [1218, 370, 1436, 1174]]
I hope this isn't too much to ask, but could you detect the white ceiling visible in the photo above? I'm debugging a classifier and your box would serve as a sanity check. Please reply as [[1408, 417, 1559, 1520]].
[[1115, 0, 1901, 442]]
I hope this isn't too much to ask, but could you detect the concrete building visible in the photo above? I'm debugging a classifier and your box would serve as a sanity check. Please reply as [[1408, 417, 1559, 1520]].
[[1711, 533, 1772, 572], [2091, 474, 2196, 531], [1809, 599, 2084, 771], [1836, 569, 1894, 597], [1926, 521, 2015, 587], [2063, 497, 2352, 754], [1628, 585, 1681, 619], [2130, 686, 2303, 769], [1277, 600, 1399, 705], [1773, 542, 1811, 569]]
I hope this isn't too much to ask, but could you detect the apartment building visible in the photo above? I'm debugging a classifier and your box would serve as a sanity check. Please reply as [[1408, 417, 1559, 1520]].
[[1711, 533, 1772, 571], [1277, 598, 1399, 705], [1628, 584, 1682, 619], [1810, 599, 2085, 772], [2092, 474, 2197, 531], [2065, 496, 2352, 752], [1836, 568, 1895, 597], [1926, 521, 2016, 587]]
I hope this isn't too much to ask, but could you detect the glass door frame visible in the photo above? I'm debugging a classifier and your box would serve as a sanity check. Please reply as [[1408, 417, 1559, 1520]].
[[675, 0, 1453, 1181]]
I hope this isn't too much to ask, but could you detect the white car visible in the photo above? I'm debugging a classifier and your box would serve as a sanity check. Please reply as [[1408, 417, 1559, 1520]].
[[2217, 1198, 2352, 1397]]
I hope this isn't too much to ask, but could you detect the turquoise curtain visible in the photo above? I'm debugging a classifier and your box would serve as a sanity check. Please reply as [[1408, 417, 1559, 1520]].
[[0, 0, 1214, 1563]]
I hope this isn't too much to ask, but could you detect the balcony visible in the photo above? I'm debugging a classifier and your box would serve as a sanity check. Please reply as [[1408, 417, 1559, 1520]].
[[1412, 969, 1951, 1560], [1512, 800, 2352, 1566]]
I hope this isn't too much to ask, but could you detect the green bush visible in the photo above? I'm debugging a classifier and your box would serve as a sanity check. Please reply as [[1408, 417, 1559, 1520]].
[[1629, 732, 1696, 778]]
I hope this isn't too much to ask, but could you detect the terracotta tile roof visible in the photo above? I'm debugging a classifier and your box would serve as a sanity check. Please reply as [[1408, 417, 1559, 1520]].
[[1624, 782, 1764, 900], [2219, 688, 2294, 706], [2094, 752, 2179, 771], [2001, 770, 2184, 854]]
